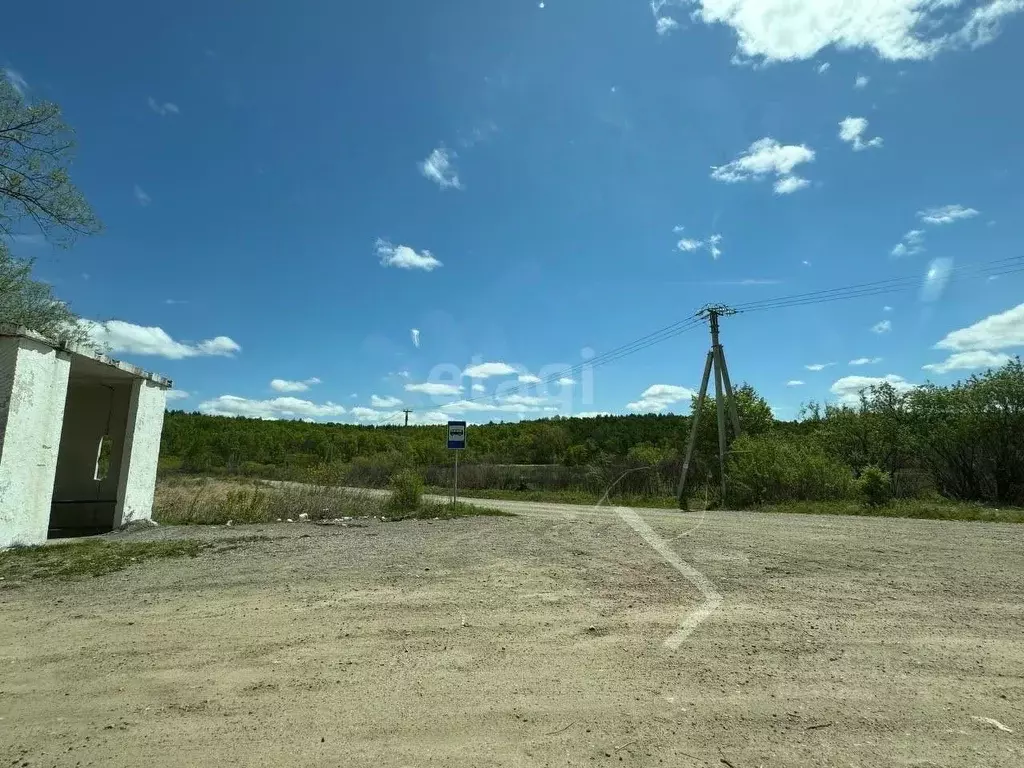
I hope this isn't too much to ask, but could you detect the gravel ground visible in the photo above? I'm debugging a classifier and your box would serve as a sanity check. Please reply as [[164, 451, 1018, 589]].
[[1, 504, 1021, 767]]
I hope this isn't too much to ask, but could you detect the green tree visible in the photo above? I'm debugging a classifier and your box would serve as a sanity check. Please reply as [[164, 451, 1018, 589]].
[[1, 76, 100, 244], [0, 75, 100, 341], [0, 242, 86, 342]]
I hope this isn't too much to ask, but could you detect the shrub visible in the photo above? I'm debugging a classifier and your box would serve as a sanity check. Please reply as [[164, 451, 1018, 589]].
[[858, 465, 893, 507], [386, 469, 424, 512], [727, 433, 855, 507]]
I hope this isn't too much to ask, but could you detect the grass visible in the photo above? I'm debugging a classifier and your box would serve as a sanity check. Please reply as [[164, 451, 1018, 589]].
[[386, 500, 515, 522], [425, 486, 680, 509], [154, 477, 385, 525], [0, 539, 205, 583], [757, 498, 1024, 524], [154, 477, 515, 526]]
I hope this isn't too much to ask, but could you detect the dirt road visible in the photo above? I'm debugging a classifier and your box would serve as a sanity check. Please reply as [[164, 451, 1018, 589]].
[[2, 504, 1021, 767]]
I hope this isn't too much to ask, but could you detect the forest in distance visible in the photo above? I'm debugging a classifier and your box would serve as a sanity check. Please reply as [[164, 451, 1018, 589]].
[[160, 360, 1024, 510]]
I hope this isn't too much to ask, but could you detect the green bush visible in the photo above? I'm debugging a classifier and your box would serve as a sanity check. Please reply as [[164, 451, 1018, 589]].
[[727, 433, 855, 507], [858, 465, 893, 507], [386, 469, 424, 512]]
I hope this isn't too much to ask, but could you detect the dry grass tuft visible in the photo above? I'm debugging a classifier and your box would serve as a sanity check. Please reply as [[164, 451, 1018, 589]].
[[154, 477, 386, 525]]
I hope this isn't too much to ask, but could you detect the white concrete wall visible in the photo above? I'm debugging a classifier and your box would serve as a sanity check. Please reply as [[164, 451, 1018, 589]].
[[114, 380, 166, 526], [0, 337, 71, 548]]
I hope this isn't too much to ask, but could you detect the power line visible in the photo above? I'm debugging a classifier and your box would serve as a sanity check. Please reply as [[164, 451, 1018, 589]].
[[455, 254, 1023, 409], [732, 256, 1024, 315], [387, 254, 1023, 422], [445, 313, 706, 408]]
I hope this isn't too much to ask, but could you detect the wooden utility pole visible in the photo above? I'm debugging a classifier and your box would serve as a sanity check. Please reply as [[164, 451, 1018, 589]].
[[402, 409, 413, 427], [677, 305, 742, 508]]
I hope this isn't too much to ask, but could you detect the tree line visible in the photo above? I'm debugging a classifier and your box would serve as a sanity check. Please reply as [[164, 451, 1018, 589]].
[[161, 363, 1024, 508]]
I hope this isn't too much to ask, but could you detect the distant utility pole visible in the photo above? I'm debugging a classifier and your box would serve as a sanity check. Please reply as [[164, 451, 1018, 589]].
[[402, 409, 413, 427], [677, 304, 742, 508]]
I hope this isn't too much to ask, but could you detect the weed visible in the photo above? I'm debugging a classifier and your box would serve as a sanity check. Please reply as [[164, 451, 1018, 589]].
[[386, 470, 424, 513], [0, 540, 205, 583], [757, 499, 1024, 524], [154, 478, 384, 525], [385, 500, 515, 522]]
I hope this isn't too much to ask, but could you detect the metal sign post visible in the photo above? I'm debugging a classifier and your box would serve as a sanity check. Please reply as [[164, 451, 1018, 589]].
[[447, 421, 466, 506]]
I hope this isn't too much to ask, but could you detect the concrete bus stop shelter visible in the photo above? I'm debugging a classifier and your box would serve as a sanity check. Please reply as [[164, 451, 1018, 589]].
[[0, 326, 170, 548]]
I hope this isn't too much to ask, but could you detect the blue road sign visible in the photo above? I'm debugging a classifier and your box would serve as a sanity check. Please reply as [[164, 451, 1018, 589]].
[[447, 421, 467, 450]]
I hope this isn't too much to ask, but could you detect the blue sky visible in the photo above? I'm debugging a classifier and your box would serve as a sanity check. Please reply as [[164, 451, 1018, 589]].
[[4, 0, 1024, 424]]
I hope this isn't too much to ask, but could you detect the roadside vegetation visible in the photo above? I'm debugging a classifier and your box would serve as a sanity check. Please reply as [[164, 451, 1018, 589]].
[[154, 472, 508, 526], [159, 361, 1024, 524], [0, 540, 202, 583]]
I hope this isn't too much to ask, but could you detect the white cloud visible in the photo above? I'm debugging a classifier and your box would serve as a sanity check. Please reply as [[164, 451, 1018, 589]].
[[854, 74, 870, 89], [404, 381, 463, 396], [198, 395, 346, 421], [147, 96, 180, 116], [838, 116, 883, 151], [656, 16, 680, 35], [196, 337, 241, 356], [708, 233, 723, 259], [871, 319, 892, 334], [934, 302, 1024, 352], [463, 362, 517, 378], [166, 390, 190, 401], [711, 138, 815, 196], [500, 394, 549, 406], [830, 374, 913, 405], [675, 229, 723, 259], [270, 377, 321, 393], [849, 357, 882, 365], [626, 384, 695, 412], [923, 350, 1011, 374], [134, 184, 151, 206], [557, 377, 575, 386], [419, 147, 463, 190], [883, 305, 893, 312], [411, 328, 420, 348], [891, 229, 924, 257], [472, 382, 486, 393], [349, 407, 448, 426], [575, 411, 612, 418], [375, 238, 442, 271], [371, 394, 403, 408], [773, 175, 810, 194], [518, 373, 542, 384], [82, 320, 240, 360], [441, 400, 542, 415], [3, 68, 28, 96], [817, 62, 830, 73], [804, 362, 835, 371], [918, 204, 980, 225], [349, 406, 382, 422], [921, 257, 953, 303], [397, 370, 410, 378], [688, 0, 1024, 63], [786, 380, 805, 386]]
